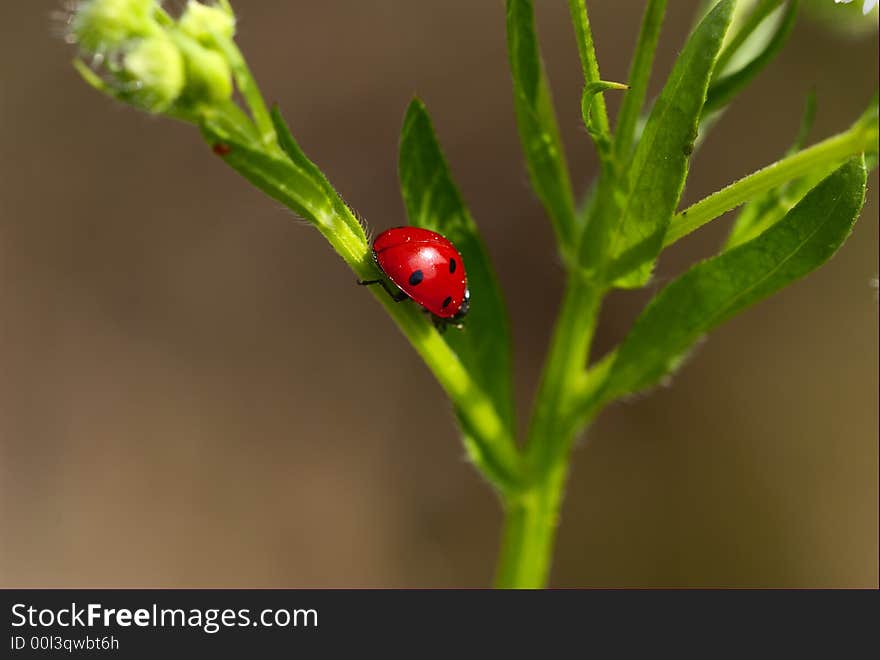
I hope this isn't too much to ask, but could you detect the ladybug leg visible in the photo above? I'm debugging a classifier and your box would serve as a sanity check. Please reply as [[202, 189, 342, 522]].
[[357, 279, 409, 303], [430, 314, 449, 334], [430, 313, 465, 333]]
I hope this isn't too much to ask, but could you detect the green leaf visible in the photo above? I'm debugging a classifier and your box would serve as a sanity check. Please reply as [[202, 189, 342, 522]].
[[506, 0, 578, 250], [596, 157, 867, 402], [582, 0, 736, 288], [205, 101, 264, 147], [614, 0, 668, 162], [703, 0, 799, 117], [201, 119, 370, 272], [271, 106, 366, 242], [211, 32, 276, 148], [201, 120, 333, 226], [712, 0, 784, 79], [399, 99, 516, 433]]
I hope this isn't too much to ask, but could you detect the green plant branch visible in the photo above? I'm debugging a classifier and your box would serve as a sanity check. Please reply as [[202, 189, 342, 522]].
[[568, 351, 616, 426], [71, 0, 523, 515], [665, 117, 877, 246], [495, 0, 734, 587], [182, 14, 526, 494]]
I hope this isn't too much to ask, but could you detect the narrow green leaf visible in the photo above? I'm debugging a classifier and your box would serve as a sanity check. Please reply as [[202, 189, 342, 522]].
[[200, 120, 371, 272], [567, 0, 612, 146], [787, 89, 818, 156], [399, 99, 515, 432], [582, 0, 736, 287], [614, 0, 668, 162], [202, 100, 263, 147], [271, 106, 366, 242], [506, 0, 578, 250], [201, 121, 333, 226], [597, 157, 867, 402], [211, 33, 276, 148], [684, 0, 786, 156], [703, 1, 799, 116], [712, 0, 784, 79]]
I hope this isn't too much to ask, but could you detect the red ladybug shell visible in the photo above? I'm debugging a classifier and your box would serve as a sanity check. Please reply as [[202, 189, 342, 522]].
[[372, 227, 468, 319]]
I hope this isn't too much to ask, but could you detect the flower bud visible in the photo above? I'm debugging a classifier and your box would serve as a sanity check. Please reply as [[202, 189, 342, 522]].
[[180, 40, 234, 104], [69, 0, 238, 116], [178, 1, 236, 46], [71, 0, 160, 53], [123, 35, 185, 112]]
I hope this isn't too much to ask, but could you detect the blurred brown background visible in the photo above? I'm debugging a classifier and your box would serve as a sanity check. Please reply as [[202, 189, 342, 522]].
[[1, 1, 876, 587]]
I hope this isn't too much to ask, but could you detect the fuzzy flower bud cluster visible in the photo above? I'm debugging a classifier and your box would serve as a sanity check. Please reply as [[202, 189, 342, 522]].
[[68, 0, 236, 114]]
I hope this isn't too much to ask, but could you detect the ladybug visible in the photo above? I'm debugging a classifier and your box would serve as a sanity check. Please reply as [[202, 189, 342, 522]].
[[358, 226, 470, 330]]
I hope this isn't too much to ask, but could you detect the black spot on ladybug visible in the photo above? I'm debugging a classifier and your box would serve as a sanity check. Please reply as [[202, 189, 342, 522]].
[[408, 270, 424, 286], [449, 258, 457, 274], [441, 296, 453, 309]]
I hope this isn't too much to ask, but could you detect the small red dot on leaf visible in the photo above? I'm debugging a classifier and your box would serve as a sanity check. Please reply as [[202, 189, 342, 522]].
[[212, 143, 231, 156]]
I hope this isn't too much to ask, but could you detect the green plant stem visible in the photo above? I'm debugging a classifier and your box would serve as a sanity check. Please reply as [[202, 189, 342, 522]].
[[525, 278, 603, 474], [495, 275, 604, 587], [568, 0, 612, 139], [665, 120, 876, 245], [495, 464, 568, 588]]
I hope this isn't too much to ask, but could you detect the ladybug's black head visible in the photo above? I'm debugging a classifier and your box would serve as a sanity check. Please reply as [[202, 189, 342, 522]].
[[452, 288, 470, 322]]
